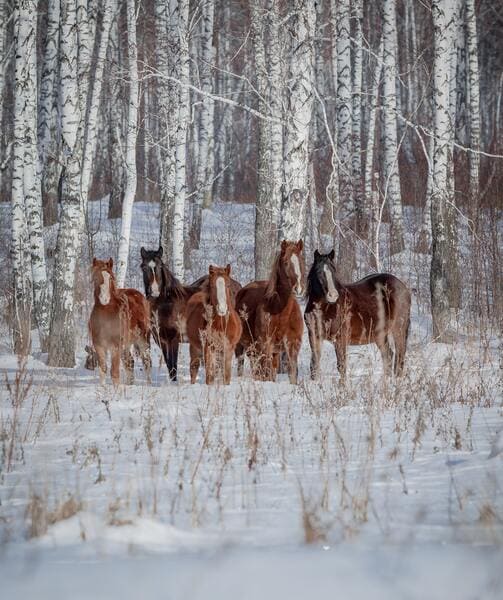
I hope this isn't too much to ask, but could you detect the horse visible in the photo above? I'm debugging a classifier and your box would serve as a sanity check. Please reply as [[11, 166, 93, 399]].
[[186, 264, 243, 384], [140, 246, 242, 381], [304, 249, 411, 380], [89, 258, 152, 385], [235, 239, 305, 384]]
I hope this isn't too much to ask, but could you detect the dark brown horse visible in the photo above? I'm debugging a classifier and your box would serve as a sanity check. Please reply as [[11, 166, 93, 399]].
[[186, 264, 243, 384], [89, 258, 152, 385], [140, 246, 242, 381], [236, 240, 305, 384], [304, 250, 411, 380]]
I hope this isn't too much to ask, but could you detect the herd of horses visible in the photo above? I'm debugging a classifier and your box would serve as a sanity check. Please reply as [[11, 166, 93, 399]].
[[87, 241, 411, 386]]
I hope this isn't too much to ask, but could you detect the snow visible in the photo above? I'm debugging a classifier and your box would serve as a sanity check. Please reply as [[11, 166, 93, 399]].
[[0, 200, 502, 598]]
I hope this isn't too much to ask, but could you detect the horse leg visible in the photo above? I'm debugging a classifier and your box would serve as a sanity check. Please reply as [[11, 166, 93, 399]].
[[334, 339, 347, 382], [122, 347, 135, 385], [204, 343, 215, 385], [164, 337, 179, 381], [111, 347, 121, 385], [376, 336, 393, 376], [224, 343, 233, 385], [235, 343, 245, 377], [95, 346, 107, 384], [306, 312, 322, 380], [285, 340, 300, 385], [392, 318, 409, 376], [135, 340, 152, 383], [189, 343, 201, 384]]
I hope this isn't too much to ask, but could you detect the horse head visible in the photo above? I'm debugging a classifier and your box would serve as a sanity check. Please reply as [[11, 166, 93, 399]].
[[310, 249, 339, 303], [140, 246, 164, 299], [208, 264, 232, 317], [279, 239, 305, 297], [91, 257, 115, 305]]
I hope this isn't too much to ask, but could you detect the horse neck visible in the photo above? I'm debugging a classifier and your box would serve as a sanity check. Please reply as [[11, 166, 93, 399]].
[[265, 262, 293, 313], [160, 265, 185, 299]]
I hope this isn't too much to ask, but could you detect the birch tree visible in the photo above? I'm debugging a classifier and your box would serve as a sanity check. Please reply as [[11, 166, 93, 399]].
[[382, 0, 405, 255], [191, 0, 215, 249], [0, 0, 6, 196], [465, 0, 480, 202], [48, 0, 85, 367], [280, 0, 315, 241], [38, 0, 60, 226], [116, 0, 139, 287], [430, 0, 456, 340], [171, 0, 190, 279], [351, 0, 364, 228]]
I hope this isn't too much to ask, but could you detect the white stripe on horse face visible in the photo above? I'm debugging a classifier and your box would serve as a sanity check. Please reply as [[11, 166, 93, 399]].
[[148, 260, 160, 297], [99, 271, 111, 305], [291, 254, 303, 295], [323, 264, 338, 303], [216, 277, 228, 316]]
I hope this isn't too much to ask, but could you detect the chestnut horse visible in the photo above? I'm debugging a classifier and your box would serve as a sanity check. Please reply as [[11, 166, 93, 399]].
[[235, 240, 305, 384], [140, 246, 241, 381], [186, 264, 243, 384], [304, 250, 411, 380], [89, 258, 152, 384]]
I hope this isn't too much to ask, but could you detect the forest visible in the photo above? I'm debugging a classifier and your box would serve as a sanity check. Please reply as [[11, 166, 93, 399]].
[[0, 1, 502, 596]]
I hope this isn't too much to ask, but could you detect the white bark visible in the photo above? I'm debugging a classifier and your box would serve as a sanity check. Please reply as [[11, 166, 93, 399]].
[[382, 0, 405, 255], [48, 0, 85, 367], [430, 0, 456, 340], [171, 0, 190, 280], [281, 0, 316, 241], [80, 0, 116, 203], [191, 0, 215, 247], [351, 0, 364, 224], [465, 0, 480, 201], [22, 0, 50, 350], [116, 0, 139, 287]]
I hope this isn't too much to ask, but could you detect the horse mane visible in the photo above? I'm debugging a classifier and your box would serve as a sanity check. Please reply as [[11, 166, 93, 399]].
[[306, 262, 325, 300], [160, 263, 191, 300]]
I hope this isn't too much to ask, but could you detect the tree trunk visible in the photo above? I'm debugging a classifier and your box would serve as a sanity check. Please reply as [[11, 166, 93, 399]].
[[48, 0, 85, 367], [351, 0, 364, 230], [465, 0, 480, 203], [382, 0, 405, 255], [280, 0, 315, 242], [116, 0, 139, 287]]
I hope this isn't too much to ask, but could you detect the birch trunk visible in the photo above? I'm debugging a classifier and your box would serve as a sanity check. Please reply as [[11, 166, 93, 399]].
[[81, 0, 116, 204], [351, 0, 364, 229], [22, 0, 50, 351], [38, 0, 60, 226], [430, 0, 456, 341], [382, 0, 405, 255], [116, 0, 139, 287], [280, 0, 315, 241], [171, 0, 190, 280], [465, 0, 480, 202], [48, 0, 85, 367], [191, 0, 215, 249], [11, 0, 33, 355]]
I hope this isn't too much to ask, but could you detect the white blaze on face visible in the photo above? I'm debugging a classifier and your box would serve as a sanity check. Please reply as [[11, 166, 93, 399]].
[[148, 260, 160, 298], [99, 271, 111, 305], [290, 254, 303, 295], [324, 264, 338, 303], [216, 276, 228, 316]]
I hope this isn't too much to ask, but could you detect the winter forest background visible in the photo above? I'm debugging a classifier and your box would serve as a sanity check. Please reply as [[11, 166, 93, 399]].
[[0, 1, 502, 596], [0, 0, 501, 364]]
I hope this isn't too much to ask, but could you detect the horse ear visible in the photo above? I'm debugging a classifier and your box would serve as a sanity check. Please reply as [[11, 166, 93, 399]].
[[85, 345, 91, 353], [281, 240, 287, 254], [92, 257, 97, 267], [209, 265, 214, 274], [314, 249, 320, 260], [108, 257, 113, 269], [226, 263, 231, 275], [140, 247, 146, 259], [158, 245, 163, 257], [297, 239, 304, 251], [328, 249, 335, 261]]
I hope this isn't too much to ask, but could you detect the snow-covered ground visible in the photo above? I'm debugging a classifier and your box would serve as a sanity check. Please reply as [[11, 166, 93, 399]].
[[0, 200, 502, 598]]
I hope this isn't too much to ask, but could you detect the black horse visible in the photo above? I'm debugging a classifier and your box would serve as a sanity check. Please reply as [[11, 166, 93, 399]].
[[304, 250, 411, 379]]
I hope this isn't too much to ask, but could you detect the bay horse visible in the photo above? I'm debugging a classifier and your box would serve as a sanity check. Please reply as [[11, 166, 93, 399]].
[[186, 264, 243, 384], [304, 249, 411, 380], [235, 240, 305, 384], [89, 258, 152, 385], [140, 246, 241, 381]]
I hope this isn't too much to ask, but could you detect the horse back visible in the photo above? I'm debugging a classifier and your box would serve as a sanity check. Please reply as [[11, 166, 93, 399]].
[[236, 281, 267, 346], [120, 288, 151, 336]]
